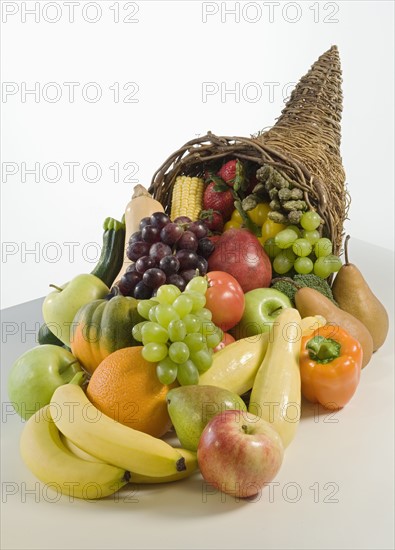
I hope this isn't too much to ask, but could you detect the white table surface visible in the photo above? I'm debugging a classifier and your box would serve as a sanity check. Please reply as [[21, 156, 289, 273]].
[[1, 238, 394, 550]]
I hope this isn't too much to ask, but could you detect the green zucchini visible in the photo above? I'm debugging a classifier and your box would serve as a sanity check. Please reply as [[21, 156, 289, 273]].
[[91, 216, 126, 288], [38, 323, 65, 347]]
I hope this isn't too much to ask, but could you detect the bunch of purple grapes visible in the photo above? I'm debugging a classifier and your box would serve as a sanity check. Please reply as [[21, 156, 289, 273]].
[[116, 213, 216, 299]]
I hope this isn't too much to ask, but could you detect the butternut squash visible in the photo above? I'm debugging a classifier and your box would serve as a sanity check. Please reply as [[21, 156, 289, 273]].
[[115, 185, 164, 282]]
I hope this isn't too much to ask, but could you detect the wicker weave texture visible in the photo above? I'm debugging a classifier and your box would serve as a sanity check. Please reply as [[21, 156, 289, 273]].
[[256, 45, 349, 252], [149, 46, 349, 255]]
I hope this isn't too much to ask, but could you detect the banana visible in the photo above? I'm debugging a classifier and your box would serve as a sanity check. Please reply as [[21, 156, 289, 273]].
[[62, 435, 199, 484], [198, 334, 269, 395], [131, 448, 199, 484], [60, 433, 105, 463], [51, 383, 186, 477], [20, 405, 129, 500]]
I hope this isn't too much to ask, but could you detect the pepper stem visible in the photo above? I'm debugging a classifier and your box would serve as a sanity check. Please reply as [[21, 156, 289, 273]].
[[306, 335, 341, 364]]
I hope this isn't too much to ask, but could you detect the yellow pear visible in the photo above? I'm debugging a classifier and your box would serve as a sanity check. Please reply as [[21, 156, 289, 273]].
[[332, 236, 389, 352]]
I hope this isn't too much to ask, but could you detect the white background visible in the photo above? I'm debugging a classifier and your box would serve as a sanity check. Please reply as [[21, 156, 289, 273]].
[[1, 0, 394, 309]]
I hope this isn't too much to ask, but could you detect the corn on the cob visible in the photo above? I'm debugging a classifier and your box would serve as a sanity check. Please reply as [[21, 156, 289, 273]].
[[170, 176, 204, 221]]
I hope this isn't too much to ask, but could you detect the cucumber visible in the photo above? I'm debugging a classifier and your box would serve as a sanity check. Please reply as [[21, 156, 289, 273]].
[[38, 323, 64, 347], [91, 217, 126, 288]]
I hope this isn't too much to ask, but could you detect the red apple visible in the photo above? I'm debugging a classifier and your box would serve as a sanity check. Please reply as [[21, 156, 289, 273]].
[[213, 332, 235, 352], [207, 228, 272, 293], [197, 409, 284, 498]]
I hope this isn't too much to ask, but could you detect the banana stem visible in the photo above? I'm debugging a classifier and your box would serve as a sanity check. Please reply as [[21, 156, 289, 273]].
[[176, 457, 186, 472]]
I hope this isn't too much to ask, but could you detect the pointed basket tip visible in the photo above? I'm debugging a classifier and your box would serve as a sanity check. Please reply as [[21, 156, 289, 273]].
[[325, 44, 339, 55], [149, 46, 349, 256], [253, 45, 347, 253], [256, 42, 344, 167], [278, 44, 342, 122]]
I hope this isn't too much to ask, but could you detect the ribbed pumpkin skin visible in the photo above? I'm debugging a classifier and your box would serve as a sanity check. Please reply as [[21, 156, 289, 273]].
[[71, 296, 142, 375]]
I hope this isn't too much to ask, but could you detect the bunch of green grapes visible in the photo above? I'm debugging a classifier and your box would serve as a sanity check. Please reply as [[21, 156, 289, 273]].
[[132, 277, 223, 386], [264, 211, 342, 278]]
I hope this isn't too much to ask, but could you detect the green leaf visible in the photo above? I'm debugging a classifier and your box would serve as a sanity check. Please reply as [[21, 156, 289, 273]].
[[233, 200, 261, 237], [206, 172, 226, 187], [200, 208, 219, 222], [213, 183, 230, 193]]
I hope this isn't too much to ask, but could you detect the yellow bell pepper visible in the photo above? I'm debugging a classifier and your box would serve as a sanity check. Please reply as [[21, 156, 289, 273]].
[[248, 203, 271, 226], [228, 202, 286, 247], [230, 209, 243, 224], [260, 218, 287, 242], [224, 219, 242, 231]]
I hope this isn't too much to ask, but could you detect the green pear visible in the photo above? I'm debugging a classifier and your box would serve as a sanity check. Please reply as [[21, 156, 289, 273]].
[[167, 385, 247, 451]]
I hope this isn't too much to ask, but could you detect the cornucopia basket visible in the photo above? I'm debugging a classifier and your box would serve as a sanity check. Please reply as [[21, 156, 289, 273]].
[[149, 45, 350, 256]]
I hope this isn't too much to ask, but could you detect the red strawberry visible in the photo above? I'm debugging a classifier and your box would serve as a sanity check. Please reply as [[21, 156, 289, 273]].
[[199, 210, 224, 233], [203, 181, 235, 221], [218, 160, 237, 184]]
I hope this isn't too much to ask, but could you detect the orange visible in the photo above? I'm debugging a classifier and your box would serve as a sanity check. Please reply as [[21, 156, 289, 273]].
[[86, 347, 174, 438]]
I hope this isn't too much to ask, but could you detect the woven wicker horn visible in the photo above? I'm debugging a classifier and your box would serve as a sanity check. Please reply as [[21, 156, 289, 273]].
[[149, 46, 349, 256], [255, 45, 350, 253]]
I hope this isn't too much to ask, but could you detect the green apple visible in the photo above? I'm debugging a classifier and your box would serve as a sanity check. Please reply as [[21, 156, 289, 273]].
[[231, 288, 292, 339], [42, 273, 109, 347], [7, 345, 83, 420], [167, 385, 247, 451]]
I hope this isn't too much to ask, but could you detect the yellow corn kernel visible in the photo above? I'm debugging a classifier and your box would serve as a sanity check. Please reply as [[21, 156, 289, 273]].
[[171, 176, 204, 221]]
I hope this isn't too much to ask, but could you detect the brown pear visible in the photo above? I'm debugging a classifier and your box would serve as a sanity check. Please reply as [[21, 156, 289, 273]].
[[332, 236, 389, 352], [295, 287, 373, 368]]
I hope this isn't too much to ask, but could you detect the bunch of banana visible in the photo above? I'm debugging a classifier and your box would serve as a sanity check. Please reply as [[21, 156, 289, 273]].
[[20, 383, 198, 501], [61, 435, 197, 485], [20, 405, 129, 500]]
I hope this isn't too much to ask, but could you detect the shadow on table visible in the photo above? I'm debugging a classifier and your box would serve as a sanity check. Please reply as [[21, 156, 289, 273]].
[[108, 473, 252, 518]]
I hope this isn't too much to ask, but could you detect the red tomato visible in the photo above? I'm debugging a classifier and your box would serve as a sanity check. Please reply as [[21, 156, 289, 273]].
[[205, 271, 245, 331], [213, 332, 235, 353]]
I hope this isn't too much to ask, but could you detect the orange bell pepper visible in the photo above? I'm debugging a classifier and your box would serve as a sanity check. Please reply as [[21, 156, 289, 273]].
[[299, 324, 363, 410]]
